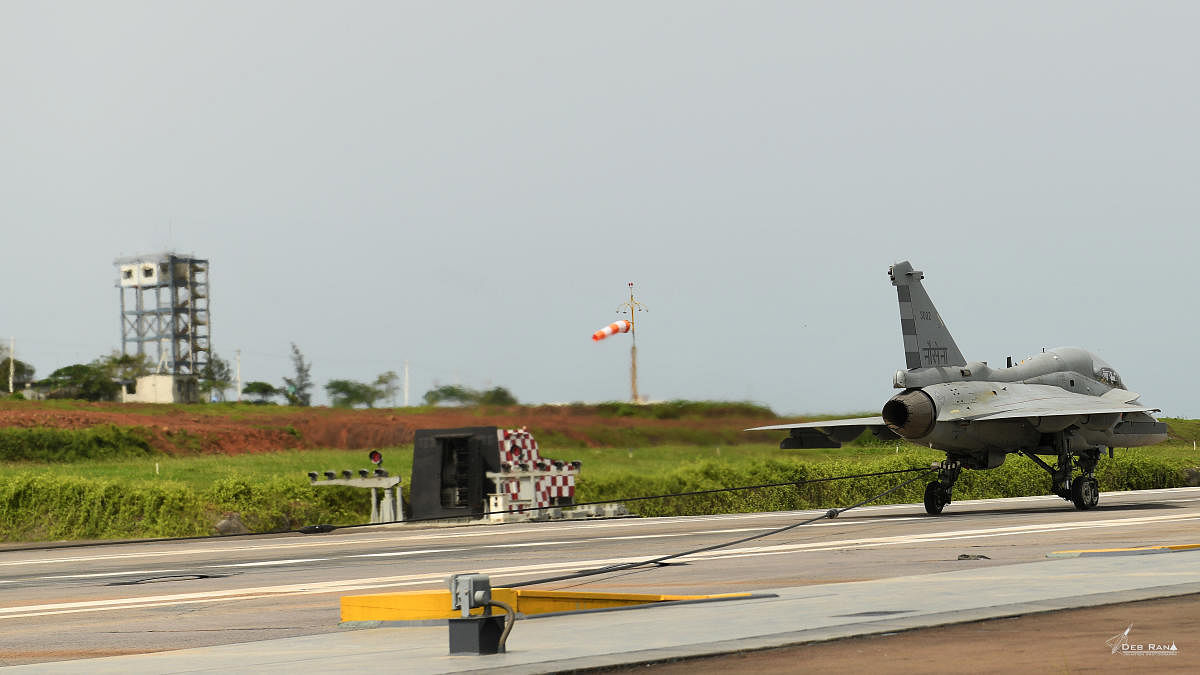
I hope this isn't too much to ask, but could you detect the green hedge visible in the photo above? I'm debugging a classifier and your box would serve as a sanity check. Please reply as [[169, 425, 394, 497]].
[[576, 452, 1191, 517], [0, 475, 368, 542], [0, 426, 157, 462]]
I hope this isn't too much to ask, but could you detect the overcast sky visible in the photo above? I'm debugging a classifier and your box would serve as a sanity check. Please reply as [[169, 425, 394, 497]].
[[2, 2, 1198, 417]]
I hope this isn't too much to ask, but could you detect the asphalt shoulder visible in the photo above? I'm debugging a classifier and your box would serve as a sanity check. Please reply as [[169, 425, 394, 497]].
[[600, 593, 1200, 674]]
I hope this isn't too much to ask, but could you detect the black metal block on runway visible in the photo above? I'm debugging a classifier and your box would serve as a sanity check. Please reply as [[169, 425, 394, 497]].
[[448, 615, 506, 655], [411, 427, 502, 520]]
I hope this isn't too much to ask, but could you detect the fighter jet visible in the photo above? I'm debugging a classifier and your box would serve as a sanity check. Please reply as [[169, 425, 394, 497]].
[[749, 261, 1168, 515]]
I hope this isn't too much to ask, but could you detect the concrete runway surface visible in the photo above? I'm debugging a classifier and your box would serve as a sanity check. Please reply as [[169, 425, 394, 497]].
[[1, 487, 1199, 671]]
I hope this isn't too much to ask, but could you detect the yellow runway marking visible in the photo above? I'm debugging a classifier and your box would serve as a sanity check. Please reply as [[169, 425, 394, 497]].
[[1046, 543, 1200, 558]]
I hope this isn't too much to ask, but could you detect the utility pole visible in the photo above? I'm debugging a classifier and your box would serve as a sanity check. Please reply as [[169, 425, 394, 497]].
[[616, 282, 648, 402], [8, 337, 13, 394], [402, 360, 410, 407], [235, 349, 242, 402]]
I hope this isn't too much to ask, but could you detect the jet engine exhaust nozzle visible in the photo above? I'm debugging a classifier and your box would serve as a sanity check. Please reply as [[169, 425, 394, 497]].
[[882, 389, 937, 439]]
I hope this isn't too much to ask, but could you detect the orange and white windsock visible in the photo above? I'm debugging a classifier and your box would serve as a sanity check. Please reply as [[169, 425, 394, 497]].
[[592, 320, 632, 342]]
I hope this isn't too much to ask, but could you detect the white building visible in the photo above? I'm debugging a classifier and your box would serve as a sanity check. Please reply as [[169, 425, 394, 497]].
[[120, 374, 199, 404]]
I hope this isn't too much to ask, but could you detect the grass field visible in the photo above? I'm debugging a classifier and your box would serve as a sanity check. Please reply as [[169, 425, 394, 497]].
[[0, 443, 828, 489], [4, 439, 1196, 491], [3, 448, 416, 489]]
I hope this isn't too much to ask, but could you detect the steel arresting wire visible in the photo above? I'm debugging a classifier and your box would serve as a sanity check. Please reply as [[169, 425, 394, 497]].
[[309, 465, 935, 530], [505, 469, 935, 588], [495, 466, 932, 517], [292, 465, 935, 531], [1, 466, 933, 552]]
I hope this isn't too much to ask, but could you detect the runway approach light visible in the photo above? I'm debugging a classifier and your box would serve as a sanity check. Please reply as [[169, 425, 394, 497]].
[[304, 465, 403, 524], [370, 450, 383, 465]]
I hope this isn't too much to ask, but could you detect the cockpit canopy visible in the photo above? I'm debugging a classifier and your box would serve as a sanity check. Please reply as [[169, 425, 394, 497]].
[[1092, 354, 1123, 389], [1031, 347, 1125, 390]]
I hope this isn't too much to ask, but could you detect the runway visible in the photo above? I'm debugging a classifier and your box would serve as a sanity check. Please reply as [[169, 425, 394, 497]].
[[2, 487, 1199, 669]]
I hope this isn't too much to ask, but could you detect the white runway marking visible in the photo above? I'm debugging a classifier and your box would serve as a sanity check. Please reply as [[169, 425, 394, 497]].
[[0, 523, 830, 569], [0, 557, 656, 620], [38, 569, 186, 580], [678, 512, 1200, 560], [4, 510, 1198, 620], [348, 548, 466, 558], [215, 558, 329, 568]]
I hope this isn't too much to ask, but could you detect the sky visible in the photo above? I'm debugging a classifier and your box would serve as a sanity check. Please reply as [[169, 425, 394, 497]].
[[2, 2, 1198, 417]]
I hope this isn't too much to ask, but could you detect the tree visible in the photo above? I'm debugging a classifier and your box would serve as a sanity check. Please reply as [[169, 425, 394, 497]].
[[43, 363, 120, 401], [375, 370, 400, 407], [96, 351, 153, 382], [282, 343, 312, 406], [0, 356, 35, 389], [477, 386, 518, 405], [198, 353, 233, 401], [422, 384, 519, 406], [422, 384, 475, 406], [325, 379, 384, 408], [242, 381, 280, 404]]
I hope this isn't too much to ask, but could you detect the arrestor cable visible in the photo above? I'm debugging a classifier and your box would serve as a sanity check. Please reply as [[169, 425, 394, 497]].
[[501, 466, 931, 586]]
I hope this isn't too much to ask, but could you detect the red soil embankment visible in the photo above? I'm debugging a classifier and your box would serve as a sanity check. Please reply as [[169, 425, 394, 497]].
[[0, 402, 777, 454]]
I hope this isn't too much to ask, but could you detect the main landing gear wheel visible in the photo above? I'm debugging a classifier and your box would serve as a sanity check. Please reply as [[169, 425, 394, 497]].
[[1070, 475, 1100, 510], [924, 481, 950, 515]]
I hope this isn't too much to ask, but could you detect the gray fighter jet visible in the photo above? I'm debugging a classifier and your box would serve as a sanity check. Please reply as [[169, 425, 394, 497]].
[[749, 261, 1168, 515]]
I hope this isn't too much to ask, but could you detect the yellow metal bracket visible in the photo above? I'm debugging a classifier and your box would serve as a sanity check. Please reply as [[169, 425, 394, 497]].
[[341, 588, 752, 623]]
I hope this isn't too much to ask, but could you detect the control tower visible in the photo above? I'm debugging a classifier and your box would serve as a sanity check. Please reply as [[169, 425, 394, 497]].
[[115, 253, 210, 376]]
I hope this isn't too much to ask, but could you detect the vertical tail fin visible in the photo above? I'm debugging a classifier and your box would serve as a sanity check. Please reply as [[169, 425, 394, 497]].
[[889, 261, 966, 369]]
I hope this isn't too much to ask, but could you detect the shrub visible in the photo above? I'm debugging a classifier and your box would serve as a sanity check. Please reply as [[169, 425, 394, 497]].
[[576, 452, 1193, 517], [0, 426, 156, 462]]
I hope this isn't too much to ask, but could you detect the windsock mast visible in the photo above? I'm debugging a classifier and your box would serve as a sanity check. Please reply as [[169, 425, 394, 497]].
[[591, 282, 648, 402], [619, 282, 647, 402]]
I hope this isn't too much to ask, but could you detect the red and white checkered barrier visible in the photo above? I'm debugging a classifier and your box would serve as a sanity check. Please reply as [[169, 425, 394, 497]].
[[498, 427, 539, 466], [488, 428, 579, 516]]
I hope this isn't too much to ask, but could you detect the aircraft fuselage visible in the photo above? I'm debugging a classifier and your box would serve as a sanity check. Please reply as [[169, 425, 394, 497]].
[[882, 346, 1167, 465]]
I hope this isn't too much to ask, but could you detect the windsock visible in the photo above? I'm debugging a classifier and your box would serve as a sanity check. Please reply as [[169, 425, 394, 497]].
[[592, 320, 632, 341]]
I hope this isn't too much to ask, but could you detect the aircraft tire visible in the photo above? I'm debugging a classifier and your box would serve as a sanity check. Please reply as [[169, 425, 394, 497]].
[[923, 481, 947, 515], [1070, 476, 1100, 510]]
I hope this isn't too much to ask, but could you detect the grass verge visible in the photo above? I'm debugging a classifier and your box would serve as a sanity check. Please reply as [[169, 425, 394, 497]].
[[0, 443, 1195, 542]]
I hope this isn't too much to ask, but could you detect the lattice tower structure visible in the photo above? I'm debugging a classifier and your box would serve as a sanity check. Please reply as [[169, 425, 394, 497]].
[[115, 253, 210, 376]]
